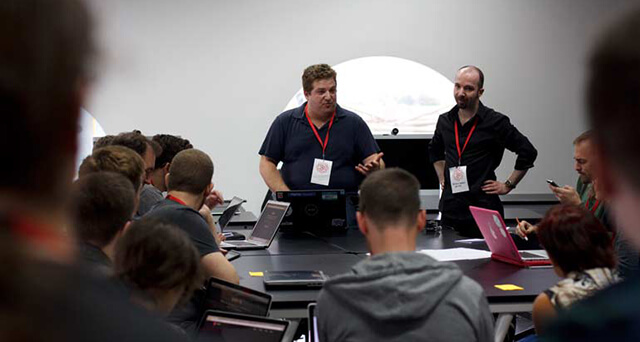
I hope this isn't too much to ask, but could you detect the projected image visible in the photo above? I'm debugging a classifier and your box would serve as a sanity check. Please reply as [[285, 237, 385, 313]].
[[76, 109, 106, 173], [284, 56, 455, 135]]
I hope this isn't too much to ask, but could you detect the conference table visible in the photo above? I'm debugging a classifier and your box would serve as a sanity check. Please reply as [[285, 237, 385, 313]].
[[228, 226, 561, 319]]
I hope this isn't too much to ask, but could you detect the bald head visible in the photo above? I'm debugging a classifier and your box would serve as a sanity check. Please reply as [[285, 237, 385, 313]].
[[457, 65, 484, 89]]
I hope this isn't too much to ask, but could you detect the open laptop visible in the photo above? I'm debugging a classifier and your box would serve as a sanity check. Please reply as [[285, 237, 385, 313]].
[[215, 196, 246, 232], [469, 206, 551, 267], [196, 310, 289, 342], [220, 200, 289, 250], [308, 303, 320, 342], [275, 190, 347, 232], [204, 277, 272, 317]]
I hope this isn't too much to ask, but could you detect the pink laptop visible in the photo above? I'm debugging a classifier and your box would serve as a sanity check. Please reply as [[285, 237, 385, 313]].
[[469, 206, 551, 267]]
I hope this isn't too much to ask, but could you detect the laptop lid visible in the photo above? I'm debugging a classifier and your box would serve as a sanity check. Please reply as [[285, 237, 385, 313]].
[[263, 270, 327, 288], [469, 206, 526, 265], [246, 200, 290, 246], [308, 303, 320, 342], [204, 277, 272, 317], [275, 190, 346, 230], [216, 196, 246, 231], [196, 310, 289, 342]]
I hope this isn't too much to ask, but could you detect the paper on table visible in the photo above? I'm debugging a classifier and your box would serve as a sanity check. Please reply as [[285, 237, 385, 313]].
[[418, 248, 491, 261]]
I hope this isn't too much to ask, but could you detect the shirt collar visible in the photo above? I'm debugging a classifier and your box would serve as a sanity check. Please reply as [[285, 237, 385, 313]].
[[292, 102, 346, 120], [448, 101, 488, 123]]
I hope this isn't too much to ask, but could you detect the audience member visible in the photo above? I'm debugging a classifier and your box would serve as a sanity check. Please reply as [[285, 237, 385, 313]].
[[145, 148, 238, 283], [0, 0, 186, 340], [544, 7, 640, 341], [93, 135, 115, 150], [71, 172, 136, 276], [137, 134, 193, 216], [78, 145, 145, 210], [317, 168, 493, 342], [532, 205, 618, 335], [111, 130, 162, 186], [114, 218, 202, 316]]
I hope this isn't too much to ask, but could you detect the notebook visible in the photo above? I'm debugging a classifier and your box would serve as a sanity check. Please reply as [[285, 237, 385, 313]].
[[204, 277, 272, 317], [469, 206, 551, 267], [196, 310, 288, 342], [276, 190, 347, 232]]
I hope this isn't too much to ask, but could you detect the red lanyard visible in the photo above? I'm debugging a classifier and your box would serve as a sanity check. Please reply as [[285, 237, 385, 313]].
[[305, 104, 335, 159], [166, 194, 186, 206], [585, 198, 600, 214], [454, 117, 478, 165]]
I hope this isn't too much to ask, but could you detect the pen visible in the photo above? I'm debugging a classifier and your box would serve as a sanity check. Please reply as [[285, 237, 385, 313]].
[[515, 217, 528, 241]]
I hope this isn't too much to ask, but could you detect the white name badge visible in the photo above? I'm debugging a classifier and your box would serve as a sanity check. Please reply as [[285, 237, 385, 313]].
[[311, 158, 333, 186], [449, 166, 470, 194]]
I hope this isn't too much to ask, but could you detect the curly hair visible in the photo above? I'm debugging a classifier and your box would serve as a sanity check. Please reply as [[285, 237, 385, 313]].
[[302, 64, 337, 94], [152, 134, 193, 169], [79, 145, 145, 192]]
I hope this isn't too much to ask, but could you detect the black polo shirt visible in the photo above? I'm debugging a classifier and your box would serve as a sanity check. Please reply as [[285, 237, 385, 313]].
[[428, 102, 538, 222], [259, 103, 380, 192], [145, 199, 219, 257]]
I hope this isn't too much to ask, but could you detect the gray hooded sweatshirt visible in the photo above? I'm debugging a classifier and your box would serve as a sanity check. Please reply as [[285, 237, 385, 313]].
[[316, 252, 494, 342]]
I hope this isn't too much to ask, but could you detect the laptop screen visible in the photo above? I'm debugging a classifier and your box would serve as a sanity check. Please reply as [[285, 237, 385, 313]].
[[250, 201, 288, 241], [217, 196, 246, 230], [204, 277, 271, 317], [197, 312, 287, 342], [308, 304, 320, 342]]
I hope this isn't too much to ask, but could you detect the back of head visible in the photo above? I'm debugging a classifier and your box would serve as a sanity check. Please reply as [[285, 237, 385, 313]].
[[359, 168, 420, 228], [302, 64, 337, 93], [167, 149, 213, 194], [71, 172, 135, 248], [93, 135, 115, 151], [114, 218, 201, 299], [537, 204, 615, 275], [111, 131, 153, 157], [79, 145, 145, 192], [152, 134, 193, 169], [588, 8, 640, 190], [0, 0, 94, 203]]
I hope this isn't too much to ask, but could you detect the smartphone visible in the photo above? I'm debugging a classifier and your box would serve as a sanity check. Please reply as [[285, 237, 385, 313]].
[[546, 179, 559, 187]]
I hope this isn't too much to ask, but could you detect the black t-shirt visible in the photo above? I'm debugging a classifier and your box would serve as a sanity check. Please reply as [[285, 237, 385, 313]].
[[145, 199, 219, 256], [259, 103, 380, 192]]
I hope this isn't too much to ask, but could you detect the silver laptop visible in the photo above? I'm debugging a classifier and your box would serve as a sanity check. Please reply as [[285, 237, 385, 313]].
[[220, 200, 289, 250]]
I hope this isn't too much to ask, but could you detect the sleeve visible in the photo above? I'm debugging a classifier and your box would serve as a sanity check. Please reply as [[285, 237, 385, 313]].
[[476, 294, 495, 342], [184, 212, 220, 256], [258, 115, 286, 163], [496, 115, 538, 170], [428, 115, 446, 163], [353, 116, 380, 162]]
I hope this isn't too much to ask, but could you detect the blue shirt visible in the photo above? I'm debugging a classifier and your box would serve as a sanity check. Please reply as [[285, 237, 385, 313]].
[[259, 103, 380, 191]]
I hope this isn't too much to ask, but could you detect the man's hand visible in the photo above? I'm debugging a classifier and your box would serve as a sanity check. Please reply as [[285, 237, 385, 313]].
[[356, 152, 384, 176], [516, 220, 538, 239], [204, 189, 224, 208], [482, 180, 512, 195], [549, 185, 581, 205]]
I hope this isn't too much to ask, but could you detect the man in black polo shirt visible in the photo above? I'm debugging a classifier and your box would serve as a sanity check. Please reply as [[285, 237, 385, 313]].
[[146, 149, 238, 284], [429, 66, 538, 237], [259, 64, 384, 224]]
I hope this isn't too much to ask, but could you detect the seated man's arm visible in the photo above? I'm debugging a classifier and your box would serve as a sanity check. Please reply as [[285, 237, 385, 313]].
[[201, 252, 240, 284], [259, 156, 290, 192]]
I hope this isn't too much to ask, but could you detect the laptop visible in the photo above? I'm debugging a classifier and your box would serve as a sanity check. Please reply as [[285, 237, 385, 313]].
[[220, 200, 289, 250], [469, 206, 551, 267], [308, 303, 320, 342], [275, 190, 347, 232], [215, 196, 246, 232], [263, 270, 328, 288], [204, 277, 272, 317], [196, 310, 289, 342]]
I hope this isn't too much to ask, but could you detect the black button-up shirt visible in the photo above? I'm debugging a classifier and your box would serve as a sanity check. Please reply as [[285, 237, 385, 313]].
[[428, 102, 538, 221]]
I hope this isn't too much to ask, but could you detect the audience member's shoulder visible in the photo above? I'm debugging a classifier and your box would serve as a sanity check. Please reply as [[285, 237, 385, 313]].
[[544, 276, 640, 341]]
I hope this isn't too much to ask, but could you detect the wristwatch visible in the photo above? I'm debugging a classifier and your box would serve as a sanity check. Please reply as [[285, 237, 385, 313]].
[[504, 180, 516, 189]]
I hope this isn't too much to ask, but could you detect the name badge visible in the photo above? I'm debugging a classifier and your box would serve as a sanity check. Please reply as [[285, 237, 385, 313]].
[[311, 158, 333, 186], [449, 166, 469, 194]]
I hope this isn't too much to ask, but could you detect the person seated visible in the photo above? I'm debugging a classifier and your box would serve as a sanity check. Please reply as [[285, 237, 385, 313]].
[[138, 134, 194, 216], [145, 148, 238, 284], [70, 172, 136, 276], [114, 218, 201, 317], [78, 145, 146, 210], [316, 168, 493, 342], [532, 204, 619, 335]]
